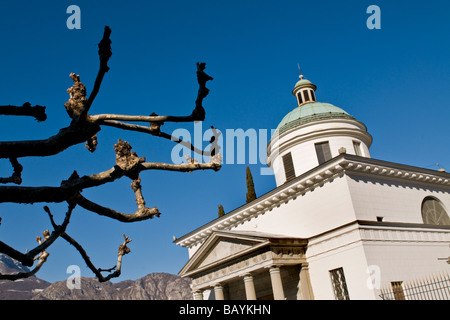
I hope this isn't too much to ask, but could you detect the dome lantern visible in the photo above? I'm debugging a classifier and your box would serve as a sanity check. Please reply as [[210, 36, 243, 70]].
[[292, 73, 317, 107], [266, 74, 373, 187]]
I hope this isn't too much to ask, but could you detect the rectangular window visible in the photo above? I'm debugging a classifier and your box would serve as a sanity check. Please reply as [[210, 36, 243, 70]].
[[353, 141, 362, 156], [282, 152, 296, 181], [310, 90, 316, 101], [315, 141, 332, 165], [329, 268, 350, 300], [297, 93, 303, 104], [303, 90, 310, 102], [391, 281, 406, 300]]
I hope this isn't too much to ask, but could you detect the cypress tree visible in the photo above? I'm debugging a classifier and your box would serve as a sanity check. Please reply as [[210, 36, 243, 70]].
[[246, 166, 257, 203], [218, 205, 225, 217]]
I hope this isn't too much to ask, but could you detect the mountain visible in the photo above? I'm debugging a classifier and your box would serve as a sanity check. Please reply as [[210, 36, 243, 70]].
[[0, 254, 51, 300], [32, 273, 192, 300], [0, 254, 192, 300], [117, 272, 193, 300]]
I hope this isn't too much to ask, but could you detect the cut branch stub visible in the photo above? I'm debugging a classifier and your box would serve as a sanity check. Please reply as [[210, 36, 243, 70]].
[[118, 234, 132, 256], [85, 134, 98, 152], [193, 62, 213, 120], [98, 26, 112, 71], [64, 73, 87, 120], [0, 158, 23, 185], [114, 139, 145, 173]]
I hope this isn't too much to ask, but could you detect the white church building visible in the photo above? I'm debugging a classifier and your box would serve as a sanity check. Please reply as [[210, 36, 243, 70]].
[[174, 75, 450, 300]]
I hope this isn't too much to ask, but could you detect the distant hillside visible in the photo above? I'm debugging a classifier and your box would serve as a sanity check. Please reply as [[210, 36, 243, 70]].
[[0, 254, 51, 300], [32, 273, 192, 300], [0, 254, 192, 300]]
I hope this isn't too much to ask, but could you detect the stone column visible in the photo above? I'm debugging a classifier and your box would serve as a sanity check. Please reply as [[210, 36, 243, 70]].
[[298, 263, 314, 300], [243, 274, 257, 300], [269, 266, 285, 300], [214, 284, 225, 300], [193, 290, 204, 300]]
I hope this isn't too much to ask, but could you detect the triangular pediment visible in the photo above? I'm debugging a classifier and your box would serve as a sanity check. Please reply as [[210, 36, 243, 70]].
[[198, 237, 257, 268], [179, 231, 272, 277]]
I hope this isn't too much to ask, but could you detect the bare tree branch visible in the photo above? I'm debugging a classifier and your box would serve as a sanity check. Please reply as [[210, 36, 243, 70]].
[[0, 139, 221, 205], [75, 193, 160, 223], [0, 251, 49, 281], [98, 120, 219, 157], [0, 25, 220, 282], [61, 232, 131, 282], [0, 121, 101, 159], [90, 113, 204, 123], [0, 102, 47, 122], [0, 158, 23, 185], [0, 203, 75, 274], [81, 26, 112, 119]]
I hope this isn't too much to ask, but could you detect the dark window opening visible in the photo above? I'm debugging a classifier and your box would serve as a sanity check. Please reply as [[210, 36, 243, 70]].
[[282, 153, 296, 181], [391, 282, 406, 300], [353, 141, 362, 156], [315, 142, 332, 165], [310, 90, 316, 101], [297, 92, 303, 104], [330, 268, 350, 300], [303, 90, 310, 102]]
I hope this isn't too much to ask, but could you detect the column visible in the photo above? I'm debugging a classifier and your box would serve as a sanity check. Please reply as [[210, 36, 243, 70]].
[[269, 266, 285, 300], [298, 263, 314, 300], [193, 290, 204, 300], [243, 274, 257, 300], [214, 284, 225, 300]]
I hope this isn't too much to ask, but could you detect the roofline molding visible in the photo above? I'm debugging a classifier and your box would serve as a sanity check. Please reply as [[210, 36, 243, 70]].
[[174, 154, 450, 248]]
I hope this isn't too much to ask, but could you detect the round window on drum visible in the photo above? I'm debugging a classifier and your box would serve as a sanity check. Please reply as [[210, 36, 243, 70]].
[[421, 197, 450, 226]]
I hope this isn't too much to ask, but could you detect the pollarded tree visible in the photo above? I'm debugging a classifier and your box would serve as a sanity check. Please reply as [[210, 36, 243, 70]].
[[0, 26, 221, 282]]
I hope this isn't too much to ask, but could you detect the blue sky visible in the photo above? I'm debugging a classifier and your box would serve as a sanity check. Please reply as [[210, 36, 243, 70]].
[[0, 1, 449, 283]]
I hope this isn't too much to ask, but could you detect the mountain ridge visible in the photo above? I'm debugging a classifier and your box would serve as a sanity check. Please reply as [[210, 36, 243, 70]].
[[0, 254, 192, 300]]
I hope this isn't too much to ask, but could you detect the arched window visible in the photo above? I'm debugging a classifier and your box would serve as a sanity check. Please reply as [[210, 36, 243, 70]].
[[421, 197, 450, 226]]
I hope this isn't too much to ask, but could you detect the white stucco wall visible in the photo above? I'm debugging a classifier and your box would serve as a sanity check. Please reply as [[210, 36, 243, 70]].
[[362, 239, 450, 296], [306, 223, 450, 300], [232, 175, 357, 239], [346, 173, 450, 224], [268, 119, 371, 186], [181, 162, 450, 300], [307, 240, 376, 300]]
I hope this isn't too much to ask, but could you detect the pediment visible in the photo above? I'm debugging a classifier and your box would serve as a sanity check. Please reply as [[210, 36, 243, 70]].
[[198, 237, 258, 268], [179, 231, 272, 277]]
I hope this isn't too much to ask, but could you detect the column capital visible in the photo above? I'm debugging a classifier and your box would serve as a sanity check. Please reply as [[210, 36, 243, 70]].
[[214, 284, 225, 300], [193, 290, 204, 300], [269, 265, 282, 273], [299, 263, 314, 300], [268, 266, 285, 300], [243, 273, 257, 300], [243, 273, 254, 281]]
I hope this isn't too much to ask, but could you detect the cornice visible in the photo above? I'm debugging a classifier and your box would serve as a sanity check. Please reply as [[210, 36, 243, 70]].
[[268, 117, 369, 153], [175, 154, 450, 248]]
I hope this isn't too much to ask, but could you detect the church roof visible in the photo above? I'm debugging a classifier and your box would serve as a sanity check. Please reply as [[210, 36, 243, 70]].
[[174, 154, 450, 248], [276, 102, 355, 134]]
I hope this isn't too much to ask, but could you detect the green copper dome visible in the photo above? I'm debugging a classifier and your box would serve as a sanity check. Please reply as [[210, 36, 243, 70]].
[[294, 79, 315, 89], [276, 102, 355, 134]]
